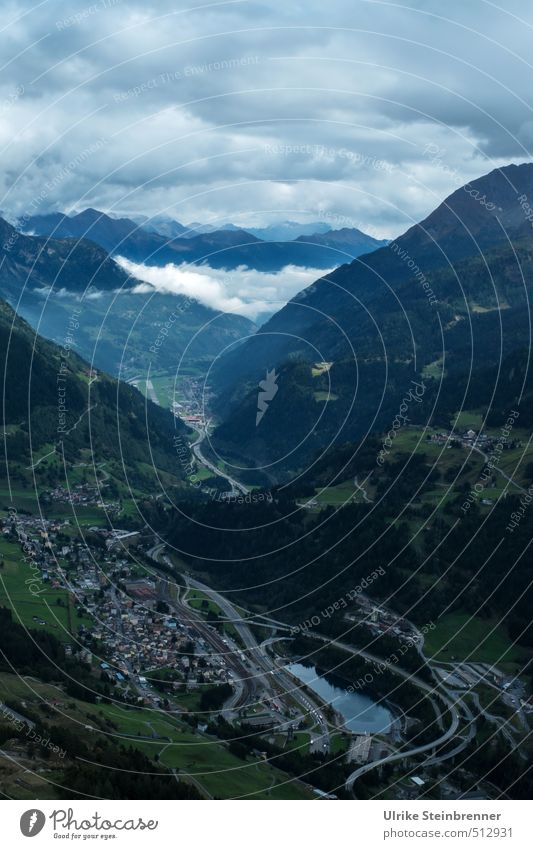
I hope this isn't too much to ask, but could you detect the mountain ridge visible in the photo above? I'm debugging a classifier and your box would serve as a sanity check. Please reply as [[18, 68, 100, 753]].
[[19, 209, 387, 272], [209, 162, 533, 476]]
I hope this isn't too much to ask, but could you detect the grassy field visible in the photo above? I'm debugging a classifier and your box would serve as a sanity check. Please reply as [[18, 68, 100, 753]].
[[423, 612, 525, 664], [186, 588, 222, 616], [190, 467, 214, 482], [311, 361, 332, 377], [284, 731, 311, 755], [314, 481, 367, 506], [96, 703, 314, 800], [422, 358, 445, 379], [185, 588, 242, 643], [295, 418, 531, 523], [0, 672, 313, 799], [330, 732, 350, 754], [0, 671, 94, 723], [314, 391, 338, 402], [171, 691, 203, 712], [491, 430, 533, 486], [376, 422, 533, 501], [0, 482, 116, 527], [452, 410, 485, 430], [0, 756, 63, 799], [0, 485, 41, 514], [378, 426, 439, 457], [0, 538, 91, 641]]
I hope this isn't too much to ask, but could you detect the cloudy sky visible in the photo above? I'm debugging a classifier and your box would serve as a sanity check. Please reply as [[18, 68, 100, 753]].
[[1, 0, 533, 240]]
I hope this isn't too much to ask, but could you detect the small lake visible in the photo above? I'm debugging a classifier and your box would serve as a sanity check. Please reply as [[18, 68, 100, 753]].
[[287, 662, 392, 734]]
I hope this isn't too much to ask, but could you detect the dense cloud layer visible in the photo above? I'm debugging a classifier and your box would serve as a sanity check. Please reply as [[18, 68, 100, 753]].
[[118, 257, 331, 320], [0, 0, 532, 237]]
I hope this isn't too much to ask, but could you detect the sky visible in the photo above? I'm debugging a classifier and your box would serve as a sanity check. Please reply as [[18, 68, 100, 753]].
[[1, 0, 533, 242]]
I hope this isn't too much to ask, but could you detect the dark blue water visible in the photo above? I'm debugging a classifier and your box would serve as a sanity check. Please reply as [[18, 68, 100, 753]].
[[287, 662, 391, 733]]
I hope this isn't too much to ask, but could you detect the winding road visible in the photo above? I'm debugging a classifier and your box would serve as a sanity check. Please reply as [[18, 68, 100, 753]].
[[190, 423, 249, 496]]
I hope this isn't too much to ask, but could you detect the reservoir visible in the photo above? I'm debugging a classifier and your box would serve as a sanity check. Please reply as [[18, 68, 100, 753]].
[[287, 662, 392, 733]]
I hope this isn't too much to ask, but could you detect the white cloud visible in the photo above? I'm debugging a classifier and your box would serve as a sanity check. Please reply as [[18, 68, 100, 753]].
[[116, 257, 331, 319]]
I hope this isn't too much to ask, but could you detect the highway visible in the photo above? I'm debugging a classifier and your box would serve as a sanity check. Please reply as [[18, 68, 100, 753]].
[[152, 548, 524, 794], [290, 631, 466, 792], [181, 583, 456, 760], [345, 700, 461, 792], [183, 574, 332, 751], [190, 423, 249, 496], [149, 553, 467, 772]]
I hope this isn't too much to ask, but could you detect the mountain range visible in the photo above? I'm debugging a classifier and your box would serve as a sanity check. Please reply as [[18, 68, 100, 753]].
[[0, 216, 129, 298], [0, 214, 255, 380], [20, 208, 387, 271], [3, 207, 386, 383], [6, 163, 533, 483], [209, 163, 533, 478], [133, 216, 335, 241]]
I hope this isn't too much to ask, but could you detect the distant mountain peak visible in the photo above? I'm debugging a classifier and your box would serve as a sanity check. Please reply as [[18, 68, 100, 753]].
[[400, 161, 533, 259], [0, 213, 131, 296]]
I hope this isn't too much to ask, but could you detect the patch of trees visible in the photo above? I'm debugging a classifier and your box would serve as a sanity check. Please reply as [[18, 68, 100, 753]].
[[199, 683, 232, 712]]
